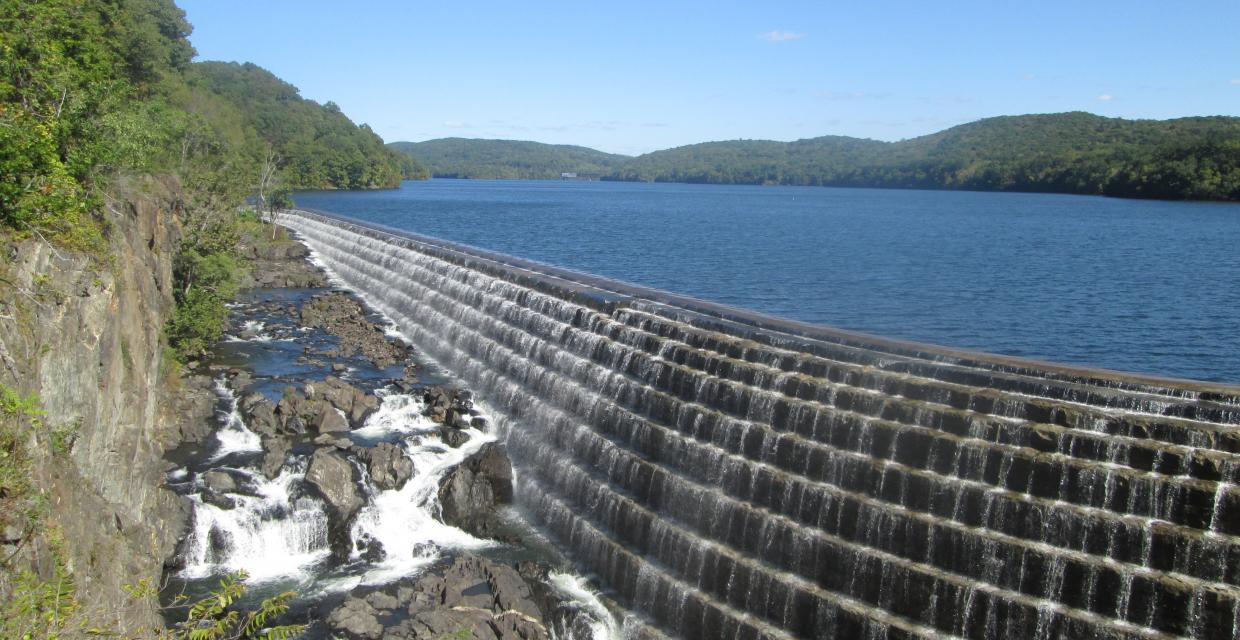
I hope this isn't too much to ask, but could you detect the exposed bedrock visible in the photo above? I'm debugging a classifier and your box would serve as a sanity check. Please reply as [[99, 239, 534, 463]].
[[284, 209, 1240, 639], [236, 234, 327, 289], [327, 554, 554, 640], [300, 292, 409, 367]]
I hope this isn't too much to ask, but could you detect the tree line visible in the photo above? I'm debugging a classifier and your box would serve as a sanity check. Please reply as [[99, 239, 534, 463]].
[[390, 113, 1240, 201]]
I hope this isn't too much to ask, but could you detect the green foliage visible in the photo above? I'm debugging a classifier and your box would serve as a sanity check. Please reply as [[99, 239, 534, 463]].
[[165, 247, 237, 360], [267, 187, 293, 213], [168, 571, 305, 640], [0, 0, 197, 250], [0, 387, 76, 640], [0, 538, 79, 640], [49, 418, 79, 457], [0, 384, 44, 519], [396, 113, 1240, 201], [191, 62, 408, 189], [605, 113, 1240, 200], [1, 0, 404, 260], [390, 138, 626, 180]]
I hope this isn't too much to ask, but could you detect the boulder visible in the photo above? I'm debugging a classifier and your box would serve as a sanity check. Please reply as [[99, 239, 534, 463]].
[[437, 443, 514, 537], [313, 403, 350, 433], [326, 596, 383, 640], [201, 470, 236, 494], [201, 490, 236, 510], [311, 377, 380, 428], [365, 590, 400, 611], [274, 389, 308, 434], [399, 554, 548, 640], [240, 393, 279, 436], [260, 436, 290, 479], [439, 426, 470, 448], [173, 375, 217, 443], [305, 447, 364, 560], [349, 392, 380, 427], [360, 442, 413, 491]]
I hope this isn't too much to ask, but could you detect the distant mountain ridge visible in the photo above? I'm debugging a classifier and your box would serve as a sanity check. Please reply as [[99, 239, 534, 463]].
[[388, 138, 625, 180], [389, 113, 1240, 200]]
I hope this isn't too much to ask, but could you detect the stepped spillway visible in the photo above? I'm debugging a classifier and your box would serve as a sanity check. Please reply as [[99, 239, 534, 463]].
[[281, 209, 1240, 640]]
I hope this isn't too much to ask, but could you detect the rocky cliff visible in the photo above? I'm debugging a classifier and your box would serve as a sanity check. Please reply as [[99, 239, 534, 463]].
[[0, 176, 190, 635]]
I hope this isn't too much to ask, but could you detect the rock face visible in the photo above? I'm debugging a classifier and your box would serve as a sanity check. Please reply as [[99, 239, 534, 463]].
[[358, 442, 413, 491], [0, 176, 189, 632], [171, 375, 217, 443], [326, 554, 550, 640], [300, 292, 407, 368], [438, 443, 514, 538], [305, 447, 364, 559]]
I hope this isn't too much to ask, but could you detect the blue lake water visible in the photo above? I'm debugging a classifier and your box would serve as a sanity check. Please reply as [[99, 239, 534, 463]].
[[294, 179, 1240, 384]]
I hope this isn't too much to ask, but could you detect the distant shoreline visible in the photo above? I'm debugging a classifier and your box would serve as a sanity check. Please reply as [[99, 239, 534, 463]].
[[388, 112, 1240, 202], [378, 175, 1240, 205]]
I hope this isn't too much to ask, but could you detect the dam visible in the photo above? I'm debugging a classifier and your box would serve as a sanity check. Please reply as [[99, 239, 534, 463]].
[[281, 208, 1240, 639]]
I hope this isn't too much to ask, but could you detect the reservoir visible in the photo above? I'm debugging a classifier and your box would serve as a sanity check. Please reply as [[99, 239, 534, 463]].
[[296, 179, 1240, 383]]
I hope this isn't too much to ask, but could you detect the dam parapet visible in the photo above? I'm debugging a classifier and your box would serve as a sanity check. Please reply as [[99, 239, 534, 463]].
[[282, 208, 1240, 640]]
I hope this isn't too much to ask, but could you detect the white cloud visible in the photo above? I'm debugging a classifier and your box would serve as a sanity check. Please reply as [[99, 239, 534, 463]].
[[1022, 73, 1036, 81], [1097, 94, 1115, 102], [1231, 79, 1240, 85], [758, 30, 804, 43], [442, 120, 468, 128]]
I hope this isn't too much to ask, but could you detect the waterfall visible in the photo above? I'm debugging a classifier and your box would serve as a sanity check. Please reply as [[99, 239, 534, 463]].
[[178, 459, 331, 582], [175, 372, 621, 638], [281, 209, 1240, 640], [348, 391, 498, 584], [208, 377, 262, 461]]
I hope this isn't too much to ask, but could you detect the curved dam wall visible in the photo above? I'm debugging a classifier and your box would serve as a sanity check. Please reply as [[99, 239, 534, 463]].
[[282, 209, 1240, 640]]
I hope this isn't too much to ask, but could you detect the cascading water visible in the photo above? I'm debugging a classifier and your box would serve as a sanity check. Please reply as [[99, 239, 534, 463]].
[[178, 459, 331, 582], [279, 208, 1240, 640], [208, 377, 262, 461], [167, 289, 621, 639], [347, 391, 498, 584]]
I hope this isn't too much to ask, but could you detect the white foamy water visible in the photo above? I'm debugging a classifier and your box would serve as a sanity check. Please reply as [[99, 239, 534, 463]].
[[350, 394, 498, 584], [209, 378, 262, 460], [178, 462, 331, 582], [350, 388, 425, 439], [548, 572, 623, 640]]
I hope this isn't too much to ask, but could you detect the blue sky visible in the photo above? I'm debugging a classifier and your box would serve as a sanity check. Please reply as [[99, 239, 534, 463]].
[[179, 0, 1239, 155]]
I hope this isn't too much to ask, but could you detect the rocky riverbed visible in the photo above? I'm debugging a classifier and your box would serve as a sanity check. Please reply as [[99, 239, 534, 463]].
[[160, 230, 616, 639]]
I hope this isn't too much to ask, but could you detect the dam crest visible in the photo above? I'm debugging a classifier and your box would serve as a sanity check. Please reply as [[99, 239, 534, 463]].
[[282, 209, 1240, 640]]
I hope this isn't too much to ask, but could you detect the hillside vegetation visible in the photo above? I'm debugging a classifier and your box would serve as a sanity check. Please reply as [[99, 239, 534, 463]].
[[193, 62, 425, 188], [391, 113, 1240, 200], [389, 138, 627, 179], [1, 0, 416, 362]]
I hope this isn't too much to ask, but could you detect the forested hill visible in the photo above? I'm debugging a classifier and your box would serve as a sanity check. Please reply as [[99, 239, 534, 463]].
[[193, 62, 426, 188], [1, 0, 420, 360], [388, 138, 628, 179], [391, 113, 1240, 200]]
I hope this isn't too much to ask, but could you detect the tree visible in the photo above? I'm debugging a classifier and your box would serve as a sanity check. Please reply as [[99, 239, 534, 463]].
[[266, 187, 293, 239]]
